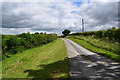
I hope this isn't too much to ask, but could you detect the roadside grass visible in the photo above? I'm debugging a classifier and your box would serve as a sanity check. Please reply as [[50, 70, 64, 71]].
[[70, 35, 120, 55], [0, 61, 1, 78], [68, 37, 120, 62], [2, 38, 69, 78]]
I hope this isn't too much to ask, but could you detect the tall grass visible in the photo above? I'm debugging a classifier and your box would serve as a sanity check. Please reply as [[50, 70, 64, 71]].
[[70, 35, 120, 55]]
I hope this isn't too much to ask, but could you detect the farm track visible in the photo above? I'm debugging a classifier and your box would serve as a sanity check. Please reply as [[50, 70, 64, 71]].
[[62, 38, 120, 79]]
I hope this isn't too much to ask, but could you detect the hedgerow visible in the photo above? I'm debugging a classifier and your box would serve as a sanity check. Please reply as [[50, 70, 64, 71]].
[[2, 32, 57, 59], [70, 27, 120, 42]]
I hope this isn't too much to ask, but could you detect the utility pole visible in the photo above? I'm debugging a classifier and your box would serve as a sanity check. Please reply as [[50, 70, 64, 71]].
[[82, 19, 84, 33]]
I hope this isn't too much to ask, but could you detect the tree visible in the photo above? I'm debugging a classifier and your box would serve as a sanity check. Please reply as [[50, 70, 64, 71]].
[[62, 29, 71, 37], [40, 32, 43, 34], [35, 32, 39, 34]]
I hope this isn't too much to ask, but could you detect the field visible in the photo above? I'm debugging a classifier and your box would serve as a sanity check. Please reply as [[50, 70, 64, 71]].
[[2, 38, 69, 78]]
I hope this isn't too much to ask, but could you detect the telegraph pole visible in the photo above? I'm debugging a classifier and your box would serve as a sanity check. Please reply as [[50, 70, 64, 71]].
[[82, 19, 84, 33]]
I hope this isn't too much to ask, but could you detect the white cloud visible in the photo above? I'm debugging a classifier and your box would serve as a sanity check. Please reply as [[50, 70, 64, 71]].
[[2, 28, 32, 35], [1, 0, 119, 2], [1, 1, 119, 35], [76, 2, 118, 31], [92, 0, 119, 2]]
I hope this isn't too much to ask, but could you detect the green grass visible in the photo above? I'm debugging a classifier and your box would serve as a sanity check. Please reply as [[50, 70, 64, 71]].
[[2, 38, 69, 78], [68, 37, 120, 62], [71, 35, 120, 54]]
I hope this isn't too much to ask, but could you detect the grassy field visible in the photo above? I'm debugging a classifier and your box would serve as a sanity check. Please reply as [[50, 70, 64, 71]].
[[2, 38, 69, 78], [68, 37, 120, 62]]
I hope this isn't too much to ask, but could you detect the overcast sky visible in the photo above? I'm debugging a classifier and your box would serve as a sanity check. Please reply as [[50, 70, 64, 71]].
[[1, 0, 120, 35]]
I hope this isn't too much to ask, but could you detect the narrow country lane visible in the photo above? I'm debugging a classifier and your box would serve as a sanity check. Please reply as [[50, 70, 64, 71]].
[[62, 38, 120, 79]]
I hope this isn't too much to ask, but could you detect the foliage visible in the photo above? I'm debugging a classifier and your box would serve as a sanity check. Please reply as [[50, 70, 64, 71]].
[[62, 30, 71, 37], [2, 32, 57, 59], [70, 27, 120, 42], [35, 32, 39, 34]]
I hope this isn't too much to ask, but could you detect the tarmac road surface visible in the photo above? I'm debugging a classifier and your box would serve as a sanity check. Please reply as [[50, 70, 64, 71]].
[[62, 38, 120, 79]]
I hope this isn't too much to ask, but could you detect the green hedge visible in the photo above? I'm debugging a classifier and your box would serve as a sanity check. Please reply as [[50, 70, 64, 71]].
[[70, 28, 120, 42], [2, 33, 57, 59]]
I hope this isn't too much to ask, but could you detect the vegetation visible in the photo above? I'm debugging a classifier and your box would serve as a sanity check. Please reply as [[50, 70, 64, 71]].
[[68, 27, 120, 62], [2, 39, 69, 78], [70, 27, 120, 42], [2, 32, 57, 60], [62, 30, 71, 37], [69, 35, 120, 54], [68, 37, 120, 62]]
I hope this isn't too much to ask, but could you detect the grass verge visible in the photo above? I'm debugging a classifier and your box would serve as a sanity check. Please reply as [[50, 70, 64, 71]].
[[68, 38, 120, 62], [70, 35, 120, 54], [2, 38, 69, 78]]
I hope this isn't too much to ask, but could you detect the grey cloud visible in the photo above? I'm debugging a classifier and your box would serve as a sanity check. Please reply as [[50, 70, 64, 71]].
[[77, 2, 118, 30], [1, 2, 119, 35], [2, 2, 33, 28]]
